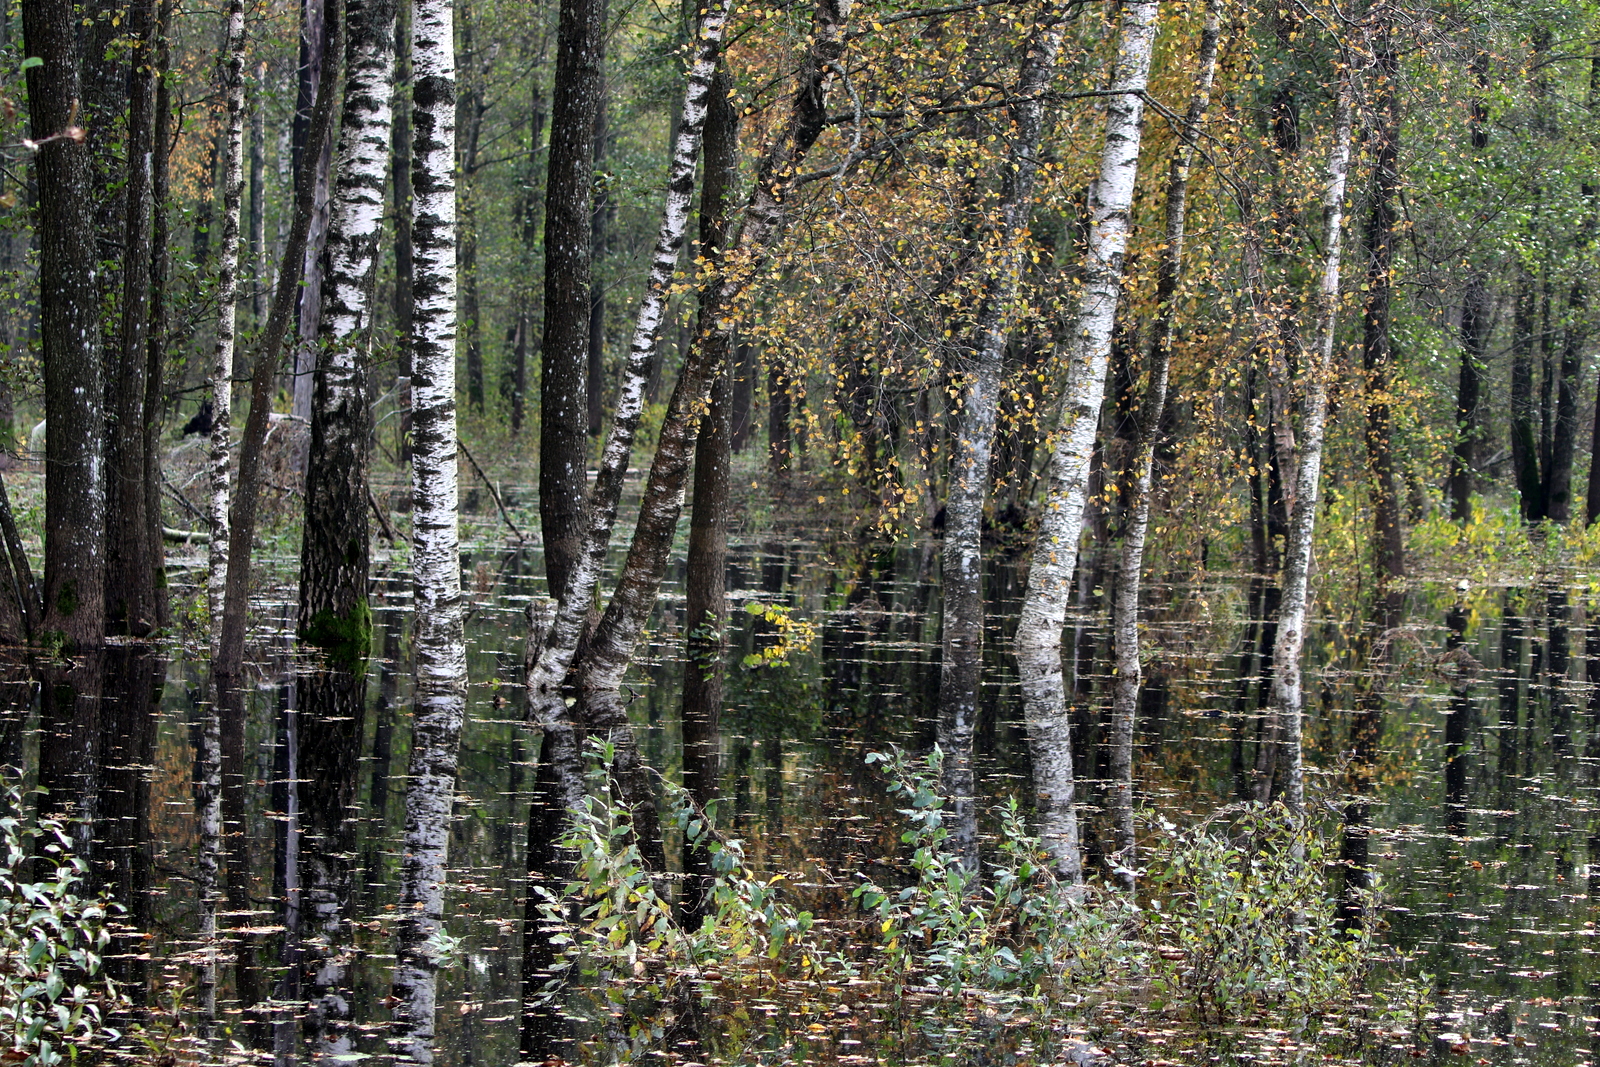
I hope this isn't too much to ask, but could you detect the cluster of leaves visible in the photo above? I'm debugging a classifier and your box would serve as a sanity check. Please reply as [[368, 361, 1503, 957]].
[[530, 740, 823, 1051], [1140, 805, 1372, 1024], [0, 783, 128, 1067], [738, 600, 818, 669]]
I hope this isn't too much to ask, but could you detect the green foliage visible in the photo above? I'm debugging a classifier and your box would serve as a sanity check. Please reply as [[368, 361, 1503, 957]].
[[1140, 806, 1371, 1024], [739, 601, 817, 669], [300, 600, 374, 669], [0, 783, 128, 1066]]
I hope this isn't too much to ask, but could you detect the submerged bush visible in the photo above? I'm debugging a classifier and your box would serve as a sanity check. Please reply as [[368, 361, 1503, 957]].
[[0, 782, 128, 1067], [538, 744, 1379, 1062]]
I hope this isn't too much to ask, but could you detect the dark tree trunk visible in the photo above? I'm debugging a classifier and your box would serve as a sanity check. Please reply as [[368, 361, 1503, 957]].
[[106, 0, 159, 636], [768, 367, 791, 473], [680, 66, 736, 924], [1545, 281, 1583, 523], [511, 26, 549, 437], [588, 76, 611, 437], [457, 0, 485, 413], [299, 0, 399, 669], [144, 0, 176, 630], [392, 0, 414, 462], [540, 0, 606, 599], [1450, 272, 1488, 522], [1361, 31, 1404, 631], [293, 0, 336, 425], [25, 0, 106, 650], [1511, 268, 1543, 523]]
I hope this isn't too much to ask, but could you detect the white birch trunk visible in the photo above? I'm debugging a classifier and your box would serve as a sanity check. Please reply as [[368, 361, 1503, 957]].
[[194, 691, 222, 1038], [1271, 80, 1354, 818], [207, 0, 248, 653], [389, 0, 464, 1061], [1013, 0, 1159, 883], [1107, 0, 1221, 887], [936, 1, 1070, 870]]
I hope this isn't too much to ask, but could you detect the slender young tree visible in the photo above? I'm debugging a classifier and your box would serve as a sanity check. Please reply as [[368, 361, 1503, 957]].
[[299, 0, 399, 665], [388, 0, 465, 1059], [1012, 0, 1159, 883], [1269, 75, 1355, 818], [208, 0, 250, 652], [23, 0, 106, 650], [1107, 0, 1221, 889], [935, 0, 1071, 871]]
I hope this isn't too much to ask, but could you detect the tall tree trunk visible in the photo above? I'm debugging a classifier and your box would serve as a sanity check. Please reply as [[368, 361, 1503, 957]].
[[300, 0, 399, 668], [1107, 0, 1219, 889], [392, 0, 415, 462], [539, 0, 606, 600], [24, 0, 106, 651], [1546, 283, 1583, 523], [1449, 47, 1490, 524], [935, 0, 1070, 872], [388, 0, 465, 1059], [511, 28, 549, 437], [588, 73, 611, 436], [1511, 267, 1542, 523], [1362, 30, 1404, 632], [144, 0, 176, 630], [208, 0, 250, 655], [1012, 0, 1159, 883], [216, 0, 343, 682], [1268, 78, 1355, 818], [457, 0, 485, 413], [106, 0, 159, 636], [293, 0, 336, 427], [680, 66, 736, 922]]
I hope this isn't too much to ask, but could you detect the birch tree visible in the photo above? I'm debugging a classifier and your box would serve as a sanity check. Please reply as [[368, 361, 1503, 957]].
[[299, 0, 399, 664], [935, 0, 1070, 871], [1270, 76, 1354, 818], [388, 0, 466, 1059], [1012, 0, 1159, 882], [208, 0, 249, 652], [1107, 0, 1221, 888]]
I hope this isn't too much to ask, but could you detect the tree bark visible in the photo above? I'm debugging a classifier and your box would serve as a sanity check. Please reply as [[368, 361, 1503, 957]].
[[388, 0, 465, 1058], [540, 0, 606, 600], [215, 0, 343, 683], [392, 0, 415, 462], [105, 0, 159, 636], [1546, 282, 1582, 523], [1361, 30, 1404, 632], [1012, 0, 1158, 883], [1107, 0, 1219, 889], [293, 0, 337, 427], [1449, 46, 1490, 524], [511, 28, 549, 437], [588, 71, 612, 437], [680, 66, 736, 923], [299, 0, 399, 669], [1511, 267, 1542, 523], [208, 0, 250, 654], [1268, 78, 1355, 819], [144, 0, 176, 630], [24, 0, 107, 651], [936, 0, 1070, 872]]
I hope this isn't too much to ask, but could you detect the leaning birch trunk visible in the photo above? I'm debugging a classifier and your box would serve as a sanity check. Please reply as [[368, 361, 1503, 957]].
[[523, 0, 740, 717], [388, 0, 464, 1060], [1107, 0, 1220, 889], [1270, 79, 1354, 819], [299, 0, 398, 664], [1013, 0, 1159, 883], [935, 0, 1070, 872], [207, 0, 248, 654]]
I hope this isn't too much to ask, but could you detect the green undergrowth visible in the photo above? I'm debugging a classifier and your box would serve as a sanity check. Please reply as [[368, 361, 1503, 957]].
[[535, 743, 1405, 1065]]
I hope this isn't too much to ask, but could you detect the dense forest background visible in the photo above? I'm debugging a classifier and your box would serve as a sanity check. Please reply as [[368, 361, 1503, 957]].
[[6, 0, 1600, 1062]]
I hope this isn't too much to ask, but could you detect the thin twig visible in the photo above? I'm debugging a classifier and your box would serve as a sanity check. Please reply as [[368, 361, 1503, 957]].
[[368, 485, 404, 544], [458, 440, 528, 543]]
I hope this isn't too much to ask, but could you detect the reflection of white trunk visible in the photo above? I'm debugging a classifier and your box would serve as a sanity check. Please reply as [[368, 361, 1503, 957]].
[[1271, 80, 1354, 818], [207, 0, 248, 652], [937, 1, 1069, 870], [390, 0, 464, 1060], [195, 686, 222, 1037], [1108, 0, 1221, 888], [1013, 0, 1159, 883]]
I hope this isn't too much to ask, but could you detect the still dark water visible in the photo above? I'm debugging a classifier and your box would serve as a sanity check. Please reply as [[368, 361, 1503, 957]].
[[11, 527, 1600, 1065]]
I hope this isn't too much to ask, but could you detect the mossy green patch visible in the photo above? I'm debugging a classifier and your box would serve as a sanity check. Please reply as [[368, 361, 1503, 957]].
[[301, 599, 373, 669], [55, 579, 77, 618]]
